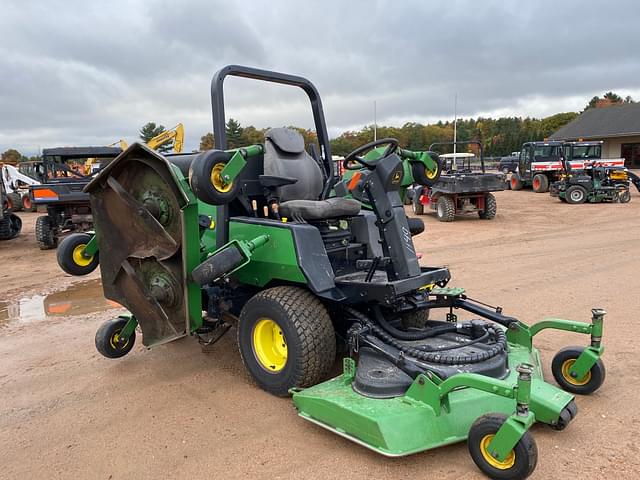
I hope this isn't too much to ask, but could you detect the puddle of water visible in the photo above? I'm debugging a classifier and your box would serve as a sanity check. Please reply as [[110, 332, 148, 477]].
[[0, 278, 120, 327]]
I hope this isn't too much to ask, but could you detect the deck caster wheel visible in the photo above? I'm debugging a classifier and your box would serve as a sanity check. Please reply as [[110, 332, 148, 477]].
[[189, 150, 239, 205], [57, 233, 99, 276], [551, 347, 605, 395], [468, 413, 538, 480], [95, 317, 136, 359], [238, 286, 336, 397], [549, 399, 578, 431]]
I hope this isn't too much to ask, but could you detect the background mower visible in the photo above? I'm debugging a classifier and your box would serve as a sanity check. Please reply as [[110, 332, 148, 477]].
[[550, 159, 632, 204], [86, 65, 606, 479], [410, 141, 506, 221]]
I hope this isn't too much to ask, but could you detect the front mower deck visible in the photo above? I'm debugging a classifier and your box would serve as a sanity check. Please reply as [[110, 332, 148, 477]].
[[293, 339, 570, 457]]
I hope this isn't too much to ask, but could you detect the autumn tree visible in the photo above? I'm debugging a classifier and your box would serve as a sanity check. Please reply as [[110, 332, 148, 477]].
[[200, 132, 215, 151], [1, 149, 22, 165]]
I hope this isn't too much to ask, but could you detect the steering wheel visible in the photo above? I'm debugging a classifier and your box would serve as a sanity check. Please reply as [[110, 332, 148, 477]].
[[343, 138, 399, 170]]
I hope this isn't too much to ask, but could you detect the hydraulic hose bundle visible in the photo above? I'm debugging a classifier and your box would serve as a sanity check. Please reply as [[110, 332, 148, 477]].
[[347, 307, 507, 365]]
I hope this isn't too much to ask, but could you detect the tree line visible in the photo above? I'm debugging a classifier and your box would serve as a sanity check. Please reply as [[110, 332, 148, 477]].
[[199, 112, 579, 158]]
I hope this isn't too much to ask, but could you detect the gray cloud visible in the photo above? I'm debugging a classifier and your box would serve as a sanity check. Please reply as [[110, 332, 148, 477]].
[[1, 0, 639, 154]]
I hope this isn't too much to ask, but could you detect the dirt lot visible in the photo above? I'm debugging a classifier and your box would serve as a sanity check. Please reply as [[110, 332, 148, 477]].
[[1, 191, 639, 480]]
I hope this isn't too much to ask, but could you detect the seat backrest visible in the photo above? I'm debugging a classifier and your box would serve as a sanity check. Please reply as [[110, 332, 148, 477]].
[[263, 128, 323, 201]]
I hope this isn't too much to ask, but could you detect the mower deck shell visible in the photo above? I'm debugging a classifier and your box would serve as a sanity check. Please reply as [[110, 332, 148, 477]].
[[292, 343, 572, 457]]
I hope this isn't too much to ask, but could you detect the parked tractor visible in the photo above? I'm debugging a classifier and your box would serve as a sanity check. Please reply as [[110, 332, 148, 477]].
[[83, 66, 606, 480]]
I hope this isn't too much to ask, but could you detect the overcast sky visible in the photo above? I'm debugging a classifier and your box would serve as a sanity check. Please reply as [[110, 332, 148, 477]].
[[1, 0, 639, 155]]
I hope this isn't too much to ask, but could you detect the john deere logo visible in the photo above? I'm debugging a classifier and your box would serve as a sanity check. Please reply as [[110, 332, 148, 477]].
[[392, 171, 402, 184]]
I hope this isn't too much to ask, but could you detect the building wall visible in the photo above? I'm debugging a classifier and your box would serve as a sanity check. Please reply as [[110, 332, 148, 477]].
[[602, 135, 640, 160]]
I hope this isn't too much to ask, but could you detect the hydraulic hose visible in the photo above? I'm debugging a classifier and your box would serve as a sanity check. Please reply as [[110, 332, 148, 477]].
[[373, 308, 457, 341], [347, 307, 507, 365]]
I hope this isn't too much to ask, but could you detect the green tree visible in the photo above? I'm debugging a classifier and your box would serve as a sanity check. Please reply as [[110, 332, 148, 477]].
[[139, 122, 173, 153], [226, 118, 244, 149], [1, 148, 22, 165], [200, 132, 215, 151]]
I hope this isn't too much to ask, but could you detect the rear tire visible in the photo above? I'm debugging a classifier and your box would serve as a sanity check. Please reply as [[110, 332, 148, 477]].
[[478, 193, 497, 219], [7, 192, 22, 212], [57, 233, 99, 276], [238, 286, 336, 396], [565, 185, 587, 204], [510, 174, 523, 191], [532, 174, 549, 193], [618, 189, 631, 203], [436, 195, 455, 222], [35, 215, 57, 249]]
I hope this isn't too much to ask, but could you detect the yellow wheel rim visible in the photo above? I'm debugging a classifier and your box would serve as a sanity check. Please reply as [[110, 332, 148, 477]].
[[72, 244, 93, 267], [561, 359, 591, 386], [479, 434, 516, 470], [109, 331, 129, 350], [252, 318, 287, 372], [426, 166, 439, 180], [210, 163, 232, 193]]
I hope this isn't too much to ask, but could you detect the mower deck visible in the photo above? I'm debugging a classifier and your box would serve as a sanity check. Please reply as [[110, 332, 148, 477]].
[[293, 343, 571, 457]]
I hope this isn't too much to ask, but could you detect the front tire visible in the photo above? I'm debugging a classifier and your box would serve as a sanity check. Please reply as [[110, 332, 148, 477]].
[[468, 413, 538, 480], [566, 185, 587, 204], [532, 174, 549, 193], [551, 347, 605, 395], [57, 233, 99, 276], [412, 193, 424, 215], [436, 195, 455, 222], [238, 286, 336, 396], [478, 193, 497, 219], [21, 194, 37, 212]]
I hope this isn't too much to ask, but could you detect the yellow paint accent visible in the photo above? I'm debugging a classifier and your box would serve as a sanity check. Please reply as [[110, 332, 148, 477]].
[[561, 359, 591, 386], [72, 244, 93, 267], [418, 283, 434, 292], [252, 318, 287, 372], [210, 163, 233, 193], [281, 217, 288, 223], [209, 219, 216, 229], [479, 434, 516, 470]]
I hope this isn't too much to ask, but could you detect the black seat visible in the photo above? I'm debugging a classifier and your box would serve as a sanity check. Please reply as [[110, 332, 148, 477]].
[[263, 128, 360, 220]]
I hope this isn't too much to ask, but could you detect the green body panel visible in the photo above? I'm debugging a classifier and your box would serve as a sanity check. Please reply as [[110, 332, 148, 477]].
[[292, 343, 572, 456], [225, 221, 307, 286]]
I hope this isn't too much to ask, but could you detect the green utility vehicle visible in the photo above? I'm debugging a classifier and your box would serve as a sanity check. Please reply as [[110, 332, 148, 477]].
[[83, 66, 606, 479]]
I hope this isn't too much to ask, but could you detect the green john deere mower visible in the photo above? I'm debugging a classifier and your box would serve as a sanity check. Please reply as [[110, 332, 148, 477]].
[[85, 66, 606, 479]]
